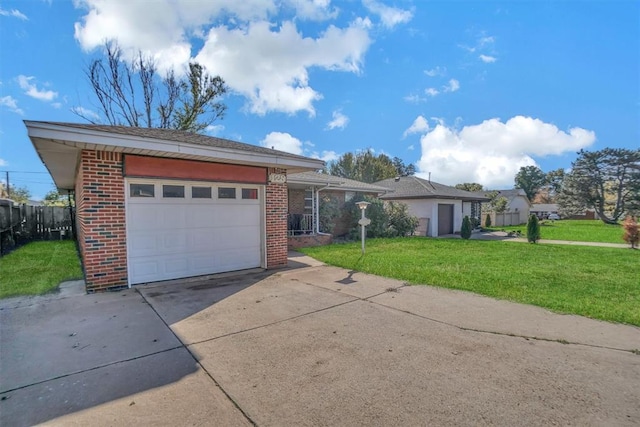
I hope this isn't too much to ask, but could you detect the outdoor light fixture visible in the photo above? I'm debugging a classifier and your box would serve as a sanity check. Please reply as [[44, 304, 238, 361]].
[[356, 201, 371, 254]]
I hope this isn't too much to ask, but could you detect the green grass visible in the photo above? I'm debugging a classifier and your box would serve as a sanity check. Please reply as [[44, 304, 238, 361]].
[[0, 241, 83, 299], [300, 238, 640, 326], [489, 220, 624, 243]]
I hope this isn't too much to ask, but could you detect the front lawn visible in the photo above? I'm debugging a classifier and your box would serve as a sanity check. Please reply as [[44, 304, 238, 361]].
[[0, 241, 83, 299], [489, 219, 624, 243], [300, 238, 640, 326]]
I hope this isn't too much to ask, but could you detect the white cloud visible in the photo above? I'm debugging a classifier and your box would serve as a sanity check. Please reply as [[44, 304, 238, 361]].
[[197, 19, 371, 116], [17, 75, 58, 101], [205, 124, 225, 135], [424, 66, 446, 77], [260, 131, 304, 155], [425, 87, 439, 97], [407, 145, 414, 151], [403, 93, 424, 104], [0, 158, 6, 167], [479, 54, 496, 63], [362, 0, 413, 29], [0, 7, 27, 20], [416, 116, 596, 188], [74, 1, 372, 115], [403, 115, 429, 137], [71, 106, 101, 121], [326, 110, 349, 130], [444, 78, 460, 92], [311, 150, 339, 162], [0, 96, 24, 115]]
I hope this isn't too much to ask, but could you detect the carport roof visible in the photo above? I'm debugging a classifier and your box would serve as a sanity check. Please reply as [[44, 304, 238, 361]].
[[25, 121, 325, 191], [287, 171, 390, 193]]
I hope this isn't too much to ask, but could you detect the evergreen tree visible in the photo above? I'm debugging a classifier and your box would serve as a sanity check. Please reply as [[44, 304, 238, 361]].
[[527, 214, 541, 243], [461, 216, 472, 239]]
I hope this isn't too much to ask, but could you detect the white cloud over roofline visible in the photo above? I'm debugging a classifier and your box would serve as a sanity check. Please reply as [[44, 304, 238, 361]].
[[415, 116, 596, 188]]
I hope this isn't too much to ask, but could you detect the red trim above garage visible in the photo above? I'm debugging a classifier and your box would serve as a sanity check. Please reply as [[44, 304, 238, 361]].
[[124, 155, 267, 184]]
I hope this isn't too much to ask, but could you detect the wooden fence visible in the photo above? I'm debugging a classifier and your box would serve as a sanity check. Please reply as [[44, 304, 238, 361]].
[[0, 202, 74, 255]]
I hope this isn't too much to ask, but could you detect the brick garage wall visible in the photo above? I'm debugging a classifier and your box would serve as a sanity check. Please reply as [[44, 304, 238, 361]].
[[266, 168, 288, 268], [77, 150, 128, 292]]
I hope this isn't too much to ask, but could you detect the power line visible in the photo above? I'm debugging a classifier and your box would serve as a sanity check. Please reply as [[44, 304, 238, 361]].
[[0, 170, 50, 174]]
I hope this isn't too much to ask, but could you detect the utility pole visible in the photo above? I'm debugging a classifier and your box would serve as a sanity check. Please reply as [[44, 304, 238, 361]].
[[5, 171, 9, 199]]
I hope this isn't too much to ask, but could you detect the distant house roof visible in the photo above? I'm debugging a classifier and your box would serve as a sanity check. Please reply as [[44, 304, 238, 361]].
[[487, 188, 531, 206], [25, 121, 324, 190], [375, 176, 490, 201], [287, 171, 390, 193]]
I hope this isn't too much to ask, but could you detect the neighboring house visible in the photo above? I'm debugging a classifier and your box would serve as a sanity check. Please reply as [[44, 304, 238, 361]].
[[531, 203, 559, 219], [25, 121, 323, 292], [286, 171, 389, 248], [488, 189, 531, 224], [374, 176, 490, 237]]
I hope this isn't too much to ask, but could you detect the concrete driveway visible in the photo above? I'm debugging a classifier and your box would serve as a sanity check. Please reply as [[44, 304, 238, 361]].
[[1, 253, 639, 426]]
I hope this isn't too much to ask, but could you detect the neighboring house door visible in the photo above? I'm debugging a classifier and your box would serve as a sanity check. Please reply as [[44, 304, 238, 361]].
[[125, 179, 263, 285], [437, 204, 454, 236]]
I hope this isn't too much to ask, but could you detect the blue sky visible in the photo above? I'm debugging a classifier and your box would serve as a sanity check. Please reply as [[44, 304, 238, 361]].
[[1, 0, 638, 199]]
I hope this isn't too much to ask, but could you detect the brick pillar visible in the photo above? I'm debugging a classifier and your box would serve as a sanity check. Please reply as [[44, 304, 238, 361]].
[[265, 168, 288, 268], [77, 150, 128, 292]]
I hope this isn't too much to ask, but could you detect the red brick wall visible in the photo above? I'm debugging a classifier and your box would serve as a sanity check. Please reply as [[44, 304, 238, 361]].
[[266, 168, 288, 268], [76, 150, 128, 292]]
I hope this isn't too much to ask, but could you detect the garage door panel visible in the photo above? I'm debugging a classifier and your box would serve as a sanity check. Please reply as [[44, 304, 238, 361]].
[[127, 180, 263, 285]]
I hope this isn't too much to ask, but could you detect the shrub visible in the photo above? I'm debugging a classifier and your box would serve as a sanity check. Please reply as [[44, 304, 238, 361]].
[[622, 216, 639, 249], [318, 194, 340, 233], [461, 216, 472, 239], [485, 213, 492, 228], [527, 214, 541, 243], [346, 195, 418, 239], [470, 217, 480, 229]]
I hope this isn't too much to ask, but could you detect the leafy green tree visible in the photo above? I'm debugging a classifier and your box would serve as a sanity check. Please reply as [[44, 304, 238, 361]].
[[43, 189, 73, 207], [455, 183, 484, 192], [6, 185, 31, 204], [318, 194, 340, 233], [75, 41, 227, 133], [557, 148, 640, 224], [515, 165, 547, 201], [392, 157, 416, 177], [461, 216, 472, 239], [328, 150, 411, 183], [527, 214, 541, 243], [385, 201, 419, 237]]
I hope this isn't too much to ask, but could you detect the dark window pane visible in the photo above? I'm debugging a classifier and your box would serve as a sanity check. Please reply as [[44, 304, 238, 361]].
[[163, 185, 184, 198], [130, 183, 154, 198], [242, 188, 258, 199], [218, 187, 236, 199], [192, 186, 212, 198]]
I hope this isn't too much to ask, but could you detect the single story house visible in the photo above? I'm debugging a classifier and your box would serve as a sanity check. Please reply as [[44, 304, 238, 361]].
[[374, 176, 489, 237], [25, 121, 323, 292], [286, 171, 389, 248], [486, 188, 531, 225], [530, 203, 559, 219]]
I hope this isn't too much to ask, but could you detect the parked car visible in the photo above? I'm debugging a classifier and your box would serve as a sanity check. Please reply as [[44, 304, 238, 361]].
[[547, 213, 560, 220]]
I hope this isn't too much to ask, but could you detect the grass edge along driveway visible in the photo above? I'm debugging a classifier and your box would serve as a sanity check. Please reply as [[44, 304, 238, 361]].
[[301, 238, 640, 326], [0, 240, 83, 299]]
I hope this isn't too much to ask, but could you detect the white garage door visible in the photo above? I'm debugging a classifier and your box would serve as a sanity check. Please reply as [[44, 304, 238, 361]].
[[125, 179, 263, 285]]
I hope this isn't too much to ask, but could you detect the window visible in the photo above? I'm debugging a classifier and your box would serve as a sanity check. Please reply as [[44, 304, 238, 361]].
[[130, 183, 154, 198], [242, 188, 258, 199], [192, 186, 212, 199], [218, 187, 236, 199], [163, 185, 184, 198]]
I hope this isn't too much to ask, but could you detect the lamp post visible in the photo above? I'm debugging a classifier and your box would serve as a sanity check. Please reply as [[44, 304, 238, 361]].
[[356, 201, 371, 254]]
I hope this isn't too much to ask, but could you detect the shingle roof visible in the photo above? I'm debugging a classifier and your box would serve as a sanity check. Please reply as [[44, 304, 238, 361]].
[[287, 171, 390, 192], [375, 176, 490, 201], [36, 121, 315, 161]]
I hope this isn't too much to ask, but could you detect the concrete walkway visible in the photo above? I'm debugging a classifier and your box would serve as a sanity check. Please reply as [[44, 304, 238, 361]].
[[446, 230, 632, 248], [1, 255, 639, 426]]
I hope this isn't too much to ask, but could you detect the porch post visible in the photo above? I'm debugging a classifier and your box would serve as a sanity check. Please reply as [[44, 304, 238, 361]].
[[315, 186, 320, 234]]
